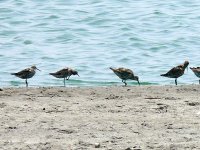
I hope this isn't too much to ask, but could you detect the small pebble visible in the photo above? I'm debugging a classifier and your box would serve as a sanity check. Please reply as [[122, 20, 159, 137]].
[[94, 143, 100, 148]]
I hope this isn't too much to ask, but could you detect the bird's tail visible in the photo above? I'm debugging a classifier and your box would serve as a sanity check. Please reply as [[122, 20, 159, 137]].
[[160, 73, 167, 77], [11, 73, 16, 75], [110, 67, 115, 71], [49, 73, 55, 75]]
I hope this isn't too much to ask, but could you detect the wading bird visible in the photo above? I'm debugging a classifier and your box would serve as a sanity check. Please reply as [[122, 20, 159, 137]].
[[161, 61, 189, 85], [110, 67, 140, 86], [49, 67, 79, 86], [11, 65, 40, 87]]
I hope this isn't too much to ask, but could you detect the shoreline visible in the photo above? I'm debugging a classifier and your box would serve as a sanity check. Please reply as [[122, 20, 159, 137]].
[[0, 85, 200, 149], [0, 83, 198, 88]]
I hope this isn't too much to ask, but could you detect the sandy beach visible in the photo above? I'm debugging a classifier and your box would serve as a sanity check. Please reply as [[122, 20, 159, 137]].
[[0, 85, 200, 150]]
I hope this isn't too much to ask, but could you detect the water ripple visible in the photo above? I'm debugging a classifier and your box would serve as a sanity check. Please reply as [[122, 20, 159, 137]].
[[0, 0, 200, 87]]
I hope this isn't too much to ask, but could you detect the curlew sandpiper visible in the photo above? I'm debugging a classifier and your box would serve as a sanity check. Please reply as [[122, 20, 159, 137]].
[[110, 67, 140, 86], [160, 61, 189, 85], [11, 65, 40, 87], [49, 67, 79, 87]]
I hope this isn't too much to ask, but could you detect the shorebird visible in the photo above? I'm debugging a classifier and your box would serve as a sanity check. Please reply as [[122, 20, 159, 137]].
[[11, 65, 40, 87], [49, 67, 79, 86], [110, 67, 140, 86], [190, 67, 200, 84], [160, 61, 189, 85]]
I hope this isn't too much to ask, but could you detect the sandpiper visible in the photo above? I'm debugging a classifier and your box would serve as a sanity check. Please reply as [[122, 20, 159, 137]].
[[190, 67, 200, 84], [49, 67, 79, 86], [11, 65, 40, 87], [110, 67, 140, 86], [160, 61, 189, 85]]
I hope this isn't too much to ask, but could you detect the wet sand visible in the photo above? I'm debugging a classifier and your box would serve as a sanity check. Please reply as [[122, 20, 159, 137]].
[[0, 85, 200, 150]]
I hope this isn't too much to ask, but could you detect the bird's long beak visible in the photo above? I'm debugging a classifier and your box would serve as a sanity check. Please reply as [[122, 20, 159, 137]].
[[77, 74, 80, 77], [36, 68, 41, 71]]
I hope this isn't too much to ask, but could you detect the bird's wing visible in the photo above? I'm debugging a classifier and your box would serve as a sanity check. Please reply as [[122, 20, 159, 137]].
[[165, 66, 182, 78], [15, 68, 31, 76], [50, 68, 68, 77], [53, 68, 69, 75], [118, 68, 133, 74], [117, 68, 134, 78]]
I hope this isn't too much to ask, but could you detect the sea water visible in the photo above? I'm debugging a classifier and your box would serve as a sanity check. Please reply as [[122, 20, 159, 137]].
[[0, 0, 200, 87]]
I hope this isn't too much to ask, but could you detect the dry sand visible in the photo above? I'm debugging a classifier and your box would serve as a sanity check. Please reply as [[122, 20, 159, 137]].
[[0, 85, 200, 150]]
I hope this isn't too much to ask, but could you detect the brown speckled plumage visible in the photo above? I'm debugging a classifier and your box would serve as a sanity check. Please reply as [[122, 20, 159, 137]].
[[110, 67, 140, 86], [190, 67, 200, 84], [11, 65, 40, 87], [49, 67, 79, 86], [161, 61, 189, 85]]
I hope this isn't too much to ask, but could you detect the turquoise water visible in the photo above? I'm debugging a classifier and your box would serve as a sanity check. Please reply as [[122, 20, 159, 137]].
[[0, 0, 200, 87]]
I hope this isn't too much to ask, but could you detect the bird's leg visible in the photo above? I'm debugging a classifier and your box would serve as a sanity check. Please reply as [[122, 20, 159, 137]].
[[122, 80, 127, 86], [25, 79, 28, 88], [122, 80, 124, 85], [199, 79, 200, 84], [66, 76, 71, 80], [175, 78, 177, 86], [124, 81, 127, 86], [64, 78, 66, 87]]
